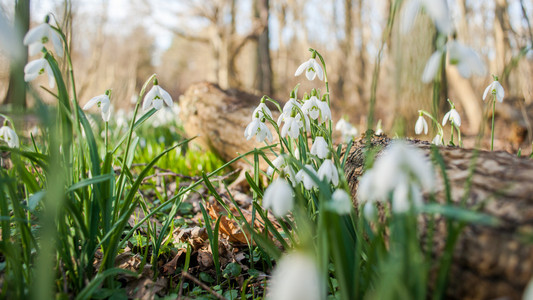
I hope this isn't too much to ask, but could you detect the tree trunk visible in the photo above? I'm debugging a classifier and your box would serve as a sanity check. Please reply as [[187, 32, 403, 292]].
[[4, 0, 30, 112], [390, 4, 436, 136], [344, 134, 533, 300], [253, 0, 273, 95]]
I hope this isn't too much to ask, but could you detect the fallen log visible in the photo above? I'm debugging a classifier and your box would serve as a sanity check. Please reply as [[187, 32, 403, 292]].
[[178, 82, 279, 169], [344, 134, 533, 300]]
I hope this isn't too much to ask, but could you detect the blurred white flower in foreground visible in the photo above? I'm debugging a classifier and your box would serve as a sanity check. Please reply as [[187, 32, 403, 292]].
[[310, 136, 329, 159], [244, 118, 273, 143], [415, 114, 428, 135], [448, 41, 486, 78], [267, 252, 323, 300], [331, 189, 352, 215], [23, 21, 63, 57], [296, 164, 318, 190], [318, 159, 339, 186], [142, 83, 173, 111], [401, 0, 452, 35], [483, 79, 505, 103], [83, 92, 111, 122], [0, 126, 19, 148], [263, 178, 293, 217], [357, 140, 435, 214], [335, 119, 358, 142], [294, 58, 324, 81], [24, 58, 55, 88], [422, 41, 486, 83]]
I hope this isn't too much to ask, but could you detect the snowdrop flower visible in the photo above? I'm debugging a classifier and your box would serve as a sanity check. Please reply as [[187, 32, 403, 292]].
[[318, 159, 339, 186], [447, 41, 486, 79], [23, 18, 63, 57], [267, 252, 323, 300], [483, 79, 505, 103], [414, 113, 428, 135], [253, 101, 273, 120], [442, 106, 461, 127], [310, 136, 329, 159], [263, 178, 294, 217], [267, 155, 286, 176], [244, 118, 273, 143], [296, 164, 318, 190], [423, 41, 486, 82], [83, 91, 111, 122], [280, 112, 310, 139], [331, 189, 352, 215], [294, 57, 324, 81], [0, 126, 19, 148], [375, 120, 384, 135], [142, 80, 173, 111], [335, 119, 358, 142], [401, 0, 452, 35], [302, 95, 331, 123], [432, 134, 443, 145], [356, 140, 435, 214], [422, 49, 444, 83], [24, 58, 55, 88]]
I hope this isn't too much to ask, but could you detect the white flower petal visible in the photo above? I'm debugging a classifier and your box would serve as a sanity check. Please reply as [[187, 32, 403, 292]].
[[263, 178, 293, 217], [142, 87, 157, 110], [294, 60, 309, 77], [158, 86, 173, 107], [50, 29, 63, 57], [23, 23, 48, 46], [422, 50, 443, 83]]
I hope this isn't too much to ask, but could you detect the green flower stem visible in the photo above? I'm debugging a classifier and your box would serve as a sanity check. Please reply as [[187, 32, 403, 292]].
[[113, 74, 156, 223], [490, 97, 496, 151], [104, 122, 108, 154]]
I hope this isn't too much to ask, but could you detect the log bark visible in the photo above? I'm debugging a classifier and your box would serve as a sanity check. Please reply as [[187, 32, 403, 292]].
[[344, 134, 533, 300]]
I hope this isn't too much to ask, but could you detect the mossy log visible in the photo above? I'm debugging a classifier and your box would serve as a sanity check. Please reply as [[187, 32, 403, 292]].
[[344, 134, 533, 300]]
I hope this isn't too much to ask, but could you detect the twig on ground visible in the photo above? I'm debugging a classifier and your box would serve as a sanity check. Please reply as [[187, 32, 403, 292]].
[[179, 271, 226, 300]]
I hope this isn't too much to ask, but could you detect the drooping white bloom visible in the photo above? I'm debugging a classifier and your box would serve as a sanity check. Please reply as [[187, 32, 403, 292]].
[[296, 164, 318, 190], [447, 41, 486, 79], [253, 102, 273, 120], [244, 118, 273, 143], [24, 58, 55, 88], [335, 119, 358, 142], [267, 252, 323, 300], [280, 112, 310, 139], [423, 41, 486, 83], [277, 98, 302, 126], [294, 58, 324, 81], [356, 140, 435, 214], [267, 155, 286, 176], [318, 159, 339, 186], [0, 126, 19, 148], [414, 115, 428, 135], [401, 0, 452, 35], [422, 50, 444, 83], [263, 178, 294, 217], [142, 84, 173, 111], [483, 80, 505, 103], [442, 108, 461, 127], [310, 136, 329, 159], [23, 22, 64, 57], [375, 120, 384, 135], [331, 189, 352, 215], [83, 93, 111, 122], [302, 96, 331, 123], [432, 134, 443, 145]]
